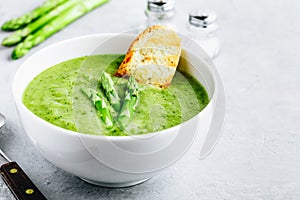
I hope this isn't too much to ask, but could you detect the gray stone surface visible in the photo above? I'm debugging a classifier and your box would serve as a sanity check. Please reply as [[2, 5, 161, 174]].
[[0, 0, 300, 199]]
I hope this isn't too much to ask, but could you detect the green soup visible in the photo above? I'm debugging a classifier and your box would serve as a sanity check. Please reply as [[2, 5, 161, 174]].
[[23, 54, 209, 136]]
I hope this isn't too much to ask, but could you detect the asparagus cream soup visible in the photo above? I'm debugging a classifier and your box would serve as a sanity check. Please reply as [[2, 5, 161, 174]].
[[23, 54, 209, 136]]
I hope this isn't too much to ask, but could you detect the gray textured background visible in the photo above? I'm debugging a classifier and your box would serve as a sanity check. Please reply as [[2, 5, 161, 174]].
[[1, 0, 300, 199]]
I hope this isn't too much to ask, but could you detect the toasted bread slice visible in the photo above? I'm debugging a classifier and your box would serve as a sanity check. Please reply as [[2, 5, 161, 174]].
[[115, 25, 181, 88]]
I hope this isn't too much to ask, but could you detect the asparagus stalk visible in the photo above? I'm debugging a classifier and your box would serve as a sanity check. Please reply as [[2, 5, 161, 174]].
[[81, 88, 113, 129], [12, 0, 109, 59], [117, 77, 139, 130], [100, 72, 121, 111], [2, 0, 80, 46], [1, 0, 68, 31]]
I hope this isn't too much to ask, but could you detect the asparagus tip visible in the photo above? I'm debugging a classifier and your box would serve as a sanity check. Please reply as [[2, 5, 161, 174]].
[[2, 36, 21, 47], [1, 24, 12, 32], [12, 48, 25, 59]]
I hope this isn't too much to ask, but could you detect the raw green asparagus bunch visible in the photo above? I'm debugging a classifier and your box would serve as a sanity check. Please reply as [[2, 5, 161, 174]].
[[117, 76, 139, 130], [1, 0, 109, 59], [81, 88, 113, 129], [1, 0, 68, 31], [2, 0, 80, 47]]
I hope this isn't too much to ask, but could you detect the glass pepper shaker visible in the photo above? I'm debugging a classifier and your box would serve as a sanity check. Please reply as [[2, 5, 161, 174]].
[[140, 0, 177, 31], [187, 10, 220, 59]]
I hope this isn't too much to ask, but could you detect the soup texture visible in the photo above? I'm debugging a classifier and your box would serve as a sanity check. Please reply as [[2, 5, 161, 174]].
[[23, 54, 209, 136]]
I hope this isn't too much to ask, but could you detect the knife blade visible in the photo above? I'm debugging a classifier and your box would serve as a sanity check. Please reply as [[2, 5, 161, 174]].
[[0, 113, 5, 130], [0, 113, 47, 200]]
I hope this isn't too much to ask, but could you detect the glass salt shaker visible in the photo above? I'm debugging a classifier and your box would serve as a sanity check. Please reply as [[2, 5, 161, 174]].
[[140, 0, 177, 31], [187, 10, 220, 59]]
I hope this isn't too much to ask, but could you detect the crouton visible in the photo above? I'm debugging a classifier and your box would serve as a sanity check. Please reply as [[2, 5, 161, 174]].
[[115, 25, 181, 88]]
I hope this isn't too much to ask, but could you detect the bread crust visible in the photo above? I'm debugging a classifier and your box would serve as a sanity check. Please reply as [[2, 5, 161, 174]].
[[115, 25, 181, 88]]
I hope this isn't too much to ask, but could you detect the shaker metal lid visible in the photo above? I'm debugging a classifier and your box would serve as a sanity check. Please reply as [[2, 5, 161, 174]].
[[147, 0, 174, 12], [189, 10, 217, 27]]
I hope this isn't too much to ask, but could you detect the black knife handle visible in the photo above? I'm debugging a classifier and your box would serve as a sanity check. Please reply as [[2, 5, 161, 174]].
[[0, 162, 47, 200]]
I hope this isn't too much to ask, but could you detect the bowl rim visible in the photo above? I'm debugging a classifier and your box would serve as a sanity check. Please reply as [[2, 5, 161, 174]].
[[13, 33, 218, 142]]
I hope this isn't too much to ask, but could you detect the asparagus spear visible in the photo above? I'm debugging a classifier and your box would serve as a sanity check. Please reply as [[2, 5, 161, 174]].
[[2, 0, 80, 46], [1, 0, 68, 31], [100, 72, 121, 111], [12, 0, 109, 59], [117, 77, 139, 130], [81, 88, 113, 129]]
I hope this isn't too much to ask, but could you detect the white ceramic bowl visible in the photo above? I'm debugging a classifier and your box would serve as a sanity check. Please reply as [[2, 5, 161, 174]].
[[13, 34, 225, 187]]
